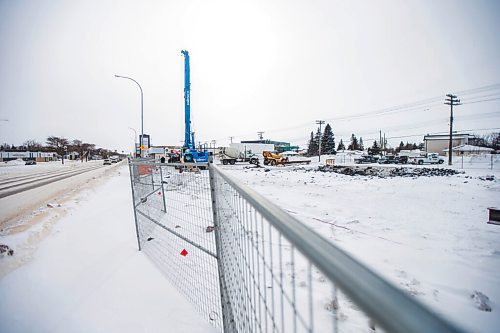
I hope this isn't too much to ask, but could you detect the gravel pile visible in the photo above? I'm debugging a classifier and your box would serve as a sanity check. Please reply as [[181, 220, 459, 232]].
[[317, 165, 461, 178]]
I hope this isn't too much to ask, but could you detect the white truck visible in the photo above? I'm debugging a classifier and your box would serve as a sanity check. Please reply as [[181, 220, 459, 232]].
[[218, 143, 274, 165], [411, 153, 445, 165], [218, 146, 259, 165]]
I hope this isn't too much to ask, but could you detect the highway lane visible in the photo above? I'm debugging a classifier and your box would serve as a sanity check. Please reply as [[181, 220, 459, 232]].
[[0, 161, 125, 228], [0, 164, 105, 199]]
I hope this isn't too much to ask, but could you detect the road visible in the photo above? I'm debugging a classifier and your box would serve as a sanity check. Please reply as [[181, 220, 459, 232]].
[[0, 160, 124, 230]]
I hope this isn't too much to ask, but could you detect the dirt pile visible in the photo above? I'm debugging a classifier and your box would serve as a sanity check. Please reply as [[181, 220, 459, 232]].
[[317, 165, 461, 178]]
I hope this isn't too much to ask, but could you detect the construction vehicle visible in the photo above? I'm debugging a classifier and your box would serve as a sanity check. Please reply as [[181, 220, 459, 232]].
[[218, 146, 259, 165], [262, 151, 311, 166], [263, 151, 288, 166], [180, 50, 209, 164]]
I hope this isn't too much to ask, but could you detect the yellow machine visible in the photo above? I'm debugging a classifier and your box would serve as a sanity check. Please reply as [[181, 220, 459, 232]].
[[262, 151, 289, 166]]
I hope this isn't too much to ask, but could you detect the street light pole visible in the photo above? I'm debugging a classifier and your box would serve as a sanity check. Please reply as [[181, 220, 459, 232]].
[[115, 75, 144, 157], [128, 127, 138, 157], [0, 119, 8, 149]]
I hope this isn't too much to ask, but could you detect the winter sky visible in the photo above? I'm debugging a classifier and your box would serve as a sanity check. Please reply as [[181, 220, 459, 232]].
[[0, 0, 499, 153]]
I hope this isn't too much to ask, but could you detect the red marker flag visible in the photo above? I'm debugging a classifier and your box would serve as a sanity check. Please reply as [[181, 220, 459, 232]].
[[180, 249, 188, 256]]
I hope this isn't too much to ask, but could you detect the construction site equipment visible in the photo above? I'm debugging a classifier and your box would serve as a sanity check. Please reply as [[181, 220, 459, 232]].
[[218, 146, 259, 165], [263, 151, 288, 166], [262, 151, 312, 166], [180, 50, 209, 164]]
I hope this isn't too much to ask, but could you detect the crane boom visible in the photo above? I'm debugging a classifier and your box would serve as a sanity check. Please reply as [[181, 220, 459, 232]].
[[181, 50, 192, 149]]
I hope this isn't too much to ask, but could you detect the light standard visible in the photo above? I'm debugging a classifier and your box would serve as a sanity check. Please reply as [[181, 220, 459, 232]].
[[62, 145, 67, 164], [128, 127, 138, 157], [0, 119, 8, 149], [115, 75, 144, 157]]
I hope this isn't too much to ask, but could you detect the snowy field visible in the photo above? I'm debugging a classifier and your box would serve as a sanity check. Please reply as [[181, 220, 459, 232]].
[[0, 156, 499, 333], [219, 155, 500, 333]]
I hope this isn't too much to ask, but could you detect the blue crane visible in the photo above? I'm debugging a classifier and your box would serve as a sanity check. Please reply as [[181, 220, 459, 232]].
[[180, 50, 208, 163]]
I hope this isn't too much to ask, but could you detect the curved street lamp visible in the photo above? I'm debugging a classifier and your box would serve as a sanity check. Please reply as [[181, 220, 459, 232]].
[[128, 127, 138, 157], [115, 75, 144, 157]]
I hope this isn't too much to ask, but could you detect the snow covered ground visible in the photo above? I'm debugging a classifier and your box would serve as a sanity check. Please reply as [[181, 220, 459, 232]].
[[0, 162, 217, 333], [218, 155, 500, 333], [1, 155, 499, 333]]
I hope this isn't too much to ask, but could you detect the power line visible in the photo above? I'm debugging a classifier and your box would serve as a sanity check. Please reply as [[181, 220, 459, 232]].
[[211, 83, 500, 143], [462, 97, 500, 105], [453, 83, 500, 96]]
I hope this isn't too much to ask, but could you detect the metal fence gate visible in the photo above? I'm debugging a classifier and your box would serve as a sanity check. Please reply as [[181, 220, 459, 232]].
[[128, 160, 465, 333]]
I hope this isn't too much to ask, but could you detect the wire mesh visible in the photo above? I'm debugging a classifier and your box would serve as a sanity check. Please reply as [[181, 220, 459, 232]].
[[129, 162, 223, 330], [128, 160, 464, 333], [211, 168, 377, 333]]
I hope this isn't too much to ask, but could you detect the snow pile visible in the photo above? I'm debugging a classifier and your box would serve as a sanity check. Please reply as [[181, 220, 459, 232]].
[[316, 165, 461, 177], [0, 159, 25, 167]]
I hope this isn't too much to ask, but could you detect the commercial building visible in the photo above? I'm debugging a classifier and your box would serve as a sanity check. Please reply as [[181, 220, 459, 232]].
[[241, 139, 299, 153], [423, 134, 475, 155]]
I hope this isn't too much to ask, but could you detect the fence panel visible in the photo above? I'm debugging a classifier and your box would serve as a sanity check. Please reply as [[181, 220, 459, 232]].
[[129, 161, 223, 330], [210, 163, 465, 333], [129, 160, 465, 333]]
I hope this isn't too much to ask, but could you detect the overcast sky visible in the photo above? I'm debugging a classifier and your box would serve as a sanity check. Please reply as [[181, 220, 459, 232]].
[[1, 0, 499, 153]]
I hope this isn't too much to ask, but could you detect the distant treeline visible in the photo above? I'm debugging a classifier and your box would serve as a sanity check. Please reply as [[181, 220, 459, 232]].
[[0, 136, 117, 157]]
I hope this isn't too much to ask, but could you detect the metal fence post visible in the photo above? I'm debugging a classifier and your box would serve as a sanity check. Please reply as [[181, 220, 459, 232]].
[[128, 161, 142, 251], [208, 159, 236, 333], [159, 164, 167, 212]]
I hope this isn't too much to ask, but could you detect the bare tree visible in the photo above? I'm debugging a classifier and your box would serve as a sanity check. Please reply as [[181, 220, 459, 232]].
[[46, 136, 69, 155], [23, 139, 43, 151]]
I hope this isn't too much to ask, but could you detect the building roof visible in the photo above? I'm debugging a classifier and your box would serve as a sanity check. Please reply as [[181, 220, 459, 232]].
[[443, 144, 494, 152], [424, 133, 474, 140]]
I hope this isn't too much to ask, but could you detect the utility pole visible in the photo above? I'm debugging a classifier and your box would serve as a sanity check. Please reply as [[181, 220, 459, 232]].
[[229, 136, 234, 144], [316, 120, 325, 162], [383, 133, 386, 154], [257, 132, 264, 140], [211, 140, 217, 157], [379, 130, 383, 156], [444, 94, 461, 165]]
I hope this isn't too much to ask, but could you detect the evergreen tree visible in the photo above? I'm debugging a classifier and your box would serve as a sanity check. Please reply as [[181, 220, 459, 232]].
[[397, 141, 404, 153], [314, 128, 321, 154], [337, 139, 345, 151], [347, 134, 359, 151], [307, 131, 318, 156], [359, 137, 364, 151], [320, 123, 336, 154], [368, 140, 381, 155]]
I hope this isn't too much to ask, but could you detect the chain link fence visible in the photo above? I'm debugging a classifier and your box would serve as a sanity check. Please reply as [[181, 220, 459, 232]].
[[128, 160, 465, 333]]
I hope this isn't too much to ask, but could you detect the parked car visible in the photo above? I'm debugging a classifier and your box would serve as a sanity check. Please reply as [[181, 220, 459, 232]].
[[354, 155, 378, 164], [378, 155, 396, 164], [25, 160, 37, 165], [103, 159, 111, 165], [394, 156, 409, 164]]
